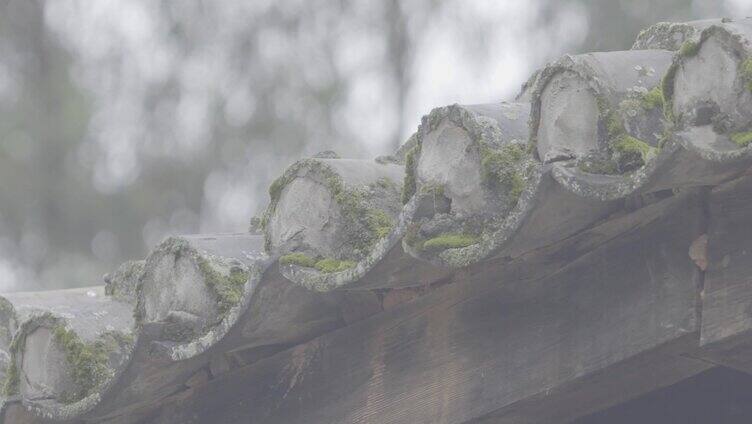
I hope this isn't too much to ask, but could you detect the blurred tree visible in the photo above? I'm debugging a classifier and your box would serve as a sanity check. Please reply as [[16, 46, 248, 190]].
[[0, 0, 747, 291], [569, 0, 702, 53], [0, 0, 100, 290]]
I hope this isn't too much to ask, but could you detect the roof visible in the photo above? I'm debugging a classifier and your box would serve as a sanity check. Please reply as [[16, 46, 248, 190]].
[[2, 17, 752, 424]]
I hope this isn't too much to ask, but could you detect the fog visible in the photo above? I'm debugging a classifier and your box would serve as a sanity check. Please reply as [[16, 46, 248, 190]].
[[0, 0, 749, 292]]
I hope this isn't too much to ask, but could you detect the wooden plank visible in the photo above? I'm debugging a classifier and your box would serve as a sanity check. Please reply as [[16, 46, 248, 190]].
[[700, 175, 752, 345], [696, 176, 752, 373], [470, 336, 711, 423], [570, 366, 752, 423], [147, 191, 704, 424]]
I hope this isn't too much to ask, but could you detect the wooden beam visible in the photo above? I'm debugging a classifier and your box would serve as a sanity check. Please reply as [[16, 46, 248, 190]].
[[694, 176, 752, 373], [147, 190, 706, 424]]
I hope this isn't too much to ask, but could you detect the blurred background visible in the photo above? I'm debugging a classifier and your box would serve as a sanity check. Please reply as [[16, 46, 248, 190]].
[[0, 0, 750, 292]]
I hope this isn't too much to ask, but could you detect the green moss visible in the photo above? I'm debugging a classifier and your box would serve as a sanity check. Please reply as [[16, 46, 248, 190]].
[[3, 361, 19, 396], [262, 171, 297, 248], [53, 326, 112, 403], [105, 260, 144, 301], [578, 158, 618, 175], [3, 344, 21, 397], [280, 253, 357, 273], [641, 86, 664, 110], [279, 252, 317, 268], [598, 95, 626, 136], [323, 169, 394, 254], [741, 58, 752, 92], [332, 184, 364, 219], [367, 209, 394, 239], [619, 98, 642, 117], [506, 173, 525, 201], [605, 110, 625, 139], [197, 258, 249, 316], [401, 144, 421, 204], [678, 40, 700, 57], [0, 297, 15, 345], [480, 143, 528, 203], [332, 187, 382, 254], [422, 233, 480, 252], [613, 134, 653, 171], [314, 258, 356, 273], [613, 134, 652, 158], [268, 174, 291, 204], [596, 96, 656, 172], [730, 131, 752, 148], [661, 64, 677, 122]]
